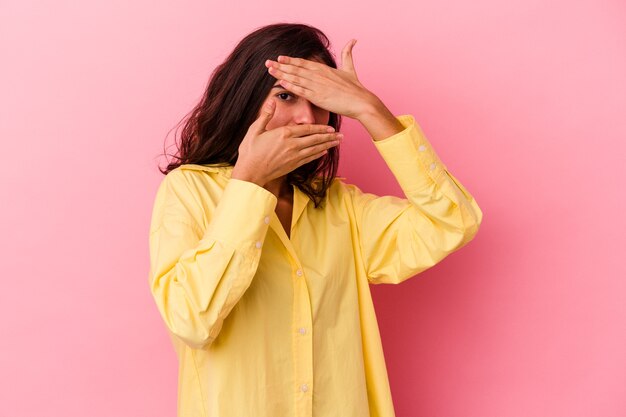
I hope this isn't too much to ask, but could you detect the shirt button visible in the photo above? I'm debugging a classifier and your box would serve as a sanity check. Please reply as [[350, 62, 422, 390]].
[[298, 327, 306, 335], [429, 162, 436, 171], [301, 383, 309, 392], [255, 241, 262, 249], [264, 216, 270, 224], [296, 269, 303, 277], [418, 145, 426, 152]]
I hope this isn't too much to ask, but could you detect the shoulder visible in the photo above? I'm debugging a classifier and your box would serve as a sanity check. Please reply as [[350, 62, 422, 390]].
[[327, 175, 365, 197], [158, 163, 233, 192], [322, 175, 366, 208], [150, 164, 233, 232]]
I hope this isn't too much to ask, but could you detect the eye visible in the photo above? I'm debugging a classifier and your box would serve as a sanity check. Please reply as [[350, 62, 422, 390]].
[[276, 92, 295, 101]]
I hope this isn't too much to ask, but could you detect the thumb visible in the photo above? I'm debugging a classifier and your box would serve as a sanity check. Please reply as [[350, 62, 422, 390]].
[[341, 39, 358, 79], [250, 99, 275, 134]]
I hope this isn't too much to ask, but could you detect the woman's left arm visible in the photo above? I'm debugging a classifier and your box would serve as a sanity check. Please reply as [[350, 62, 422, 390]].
[[345, 113, 483, 284], [266, 41, 483, 283]]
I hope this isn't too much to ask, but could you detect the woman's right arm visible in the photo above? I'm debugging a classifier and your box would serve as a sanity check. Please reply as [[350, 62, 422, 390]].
[[149, 99, 339, 350], [148, 170, 277, 349]]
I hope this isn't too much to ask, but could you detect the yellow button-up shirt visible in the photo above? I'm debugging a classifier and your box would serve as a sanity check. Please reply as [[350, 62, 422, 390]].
[[148, 114, 483, 417]]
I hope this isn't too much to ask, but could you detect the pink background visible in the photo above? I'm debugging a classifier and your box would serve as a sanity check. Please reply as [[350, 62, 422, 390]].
[[1, 1, 625, 416]]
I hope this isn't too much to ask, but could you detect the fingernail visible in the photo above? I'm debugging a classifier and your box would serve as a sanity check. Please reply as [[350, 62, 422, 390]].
[[327, 126, 335, 132]]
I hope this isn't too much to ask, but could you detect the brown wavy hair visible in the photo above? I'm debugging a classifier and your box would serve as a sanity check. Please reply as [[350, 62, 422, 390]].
[[158, 22, 342, 208]]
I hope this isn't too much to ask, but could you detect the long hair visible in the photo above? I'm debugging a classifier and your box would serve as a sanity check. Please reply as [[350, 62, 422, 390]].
[[159, 23, 342, 208]]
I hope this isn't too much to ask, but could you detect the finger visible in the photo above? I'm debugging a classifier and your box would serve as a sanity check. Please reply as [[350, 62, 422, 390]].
[[250, 99, 276, 134], [297, 139, 339, 164], [275, 79, 314, 100], [341, 39, 358, 78], [269, 65, 316, 91], [293, 132, 342, 150], [285, 123, 336, 138], [275, 56, 326, 71], [299, 148, 330, 166], [268, 60, 317, 83]]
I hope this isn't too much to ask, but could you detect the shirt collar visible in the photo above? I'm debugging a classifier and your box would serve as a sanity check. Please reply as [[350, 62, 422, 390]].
[[178, 163, 313, 209], [178, 163, 234, 177]]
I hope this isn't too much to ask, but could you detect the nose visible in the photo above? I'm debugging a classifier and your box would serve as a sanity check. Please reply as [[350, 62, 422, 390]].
[[293, 100, 317, 125]]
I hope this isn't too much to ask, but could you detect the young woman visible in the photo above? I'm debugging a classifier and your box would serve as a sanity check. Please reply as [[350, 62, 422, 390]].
[[148, 22, 482, 417]]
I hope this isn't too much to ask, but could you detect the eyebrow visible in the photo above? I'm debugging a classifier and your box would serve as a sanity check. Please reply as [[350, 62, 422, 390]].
[[271, 84, 283, 89]]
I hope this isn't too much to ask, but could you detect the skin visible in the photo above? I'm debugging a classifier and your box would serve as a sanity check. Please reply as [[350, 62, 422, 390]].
[[259, 56, 332, 201], [231, 39, 406, 234]]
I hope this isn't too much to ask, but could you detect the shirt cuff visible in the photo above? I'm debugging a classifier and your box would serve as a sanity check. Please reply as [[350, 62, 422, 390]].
[[203, 178, 277, 254], [372, 114, 447, 193]]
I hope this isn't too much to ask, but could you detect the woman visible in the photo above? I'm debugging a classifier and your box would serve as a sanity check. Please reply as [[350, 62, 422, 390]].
[[149, 22, 482, 417]]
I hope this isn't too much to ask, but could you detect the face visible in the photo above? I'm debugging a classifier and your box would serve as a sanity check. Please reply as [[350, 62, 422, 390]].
[[257, 57, 331, 130]]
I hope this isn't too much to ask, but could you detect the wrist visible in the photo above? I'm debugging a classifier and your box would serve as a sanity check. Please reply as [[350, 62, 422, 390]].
[[231, 164, 266, 187], [354, 92, 383, 122], [356, 99, 405, 141]]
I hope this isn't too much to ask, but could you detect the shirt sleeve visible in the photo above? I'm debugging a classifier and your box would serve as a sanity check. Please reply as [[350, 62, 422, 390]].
[[347, 114, 483, 285], [148, 171, 277, 349]]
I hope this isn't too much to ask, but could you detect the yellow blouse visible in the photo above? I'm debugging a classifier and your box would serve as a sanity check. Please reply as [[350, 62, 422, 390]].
[[148, 114, 483, 417]]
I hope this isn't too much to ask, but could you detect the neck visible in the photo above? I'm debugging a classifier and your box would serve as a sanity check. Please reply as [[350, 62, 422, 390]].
[[264, 175, 292, 200]]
